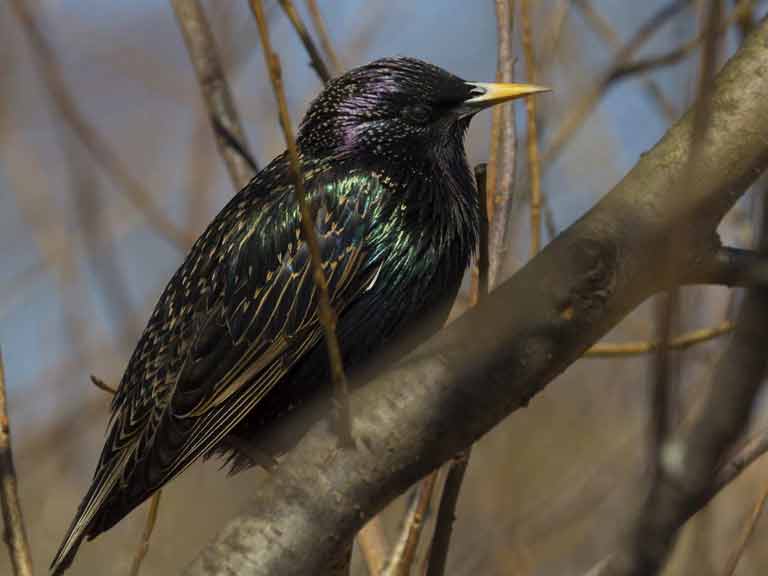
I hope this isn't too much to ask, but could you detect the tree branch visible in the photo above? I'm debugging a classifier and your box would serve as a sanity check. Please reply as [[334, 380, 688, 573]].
[[521, 0, 543, 256], [304, 0, 342, 76], [382, 471, 438, 576], [277, 0, 333, 84], [424, 450, 470, 576], [248, 0, 352, 446], [690, 246, 768, 287], [0, 349, 33, 576], [183, 16, 768, 576], [487, 0, 518, 288], [9, 0, 193, 250], [171, 0, 258, 191]]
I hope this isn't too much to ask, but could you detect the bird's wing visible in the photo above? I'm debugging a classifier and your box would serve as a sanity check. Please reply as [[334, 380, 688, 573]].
[[51, 171, 381, 574]]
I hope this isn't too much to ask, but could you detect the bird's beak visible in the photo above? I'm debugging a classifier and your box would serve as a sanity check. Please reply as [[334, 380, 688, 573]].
[[460, 81, 550, 114]]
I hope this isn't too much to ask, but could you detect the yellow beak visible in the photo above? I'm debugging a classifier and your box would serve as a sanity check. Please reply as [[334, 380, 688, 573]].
[[463, 81, 550, 109]]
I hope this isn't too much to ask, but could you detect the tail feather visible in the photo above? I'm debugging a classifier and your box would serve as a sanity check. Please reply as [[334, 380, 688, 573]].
[[50, 457, 126, 575]]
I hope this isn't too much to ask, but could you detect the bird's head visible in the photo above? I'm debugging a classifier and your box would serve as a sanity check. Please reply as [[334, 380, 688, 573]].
[[298, 56, 548, 165]]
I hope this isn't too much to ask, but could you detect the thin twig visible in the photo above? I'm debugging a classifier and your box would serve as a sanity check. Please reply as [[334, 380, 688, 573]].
[[277, 0, 332, 84], [610, 0, 755, 82], [714, 426, 768, 493], [425, 450, 470, 576], [584, 321, 735, 357], [383, 471, 438, 576], [171, 0, 257, 191], [8, 0, 193, 250], [0, 349, 33, 576], [485, 94, 502, 228], [487, 0, 517, 288], [536, 0, 570, 72], [248, 0, 352, 446], [128, 492, 162, 576], [545, 0, 753, 165], [573, 0, 677, 121], [542, 0, 690, 165], [722, 484, 768, 576], [521, 0, 542, 256], [357, 518, 389, 575], [90, 374, 118, 395], [305, 0, 342, 75]]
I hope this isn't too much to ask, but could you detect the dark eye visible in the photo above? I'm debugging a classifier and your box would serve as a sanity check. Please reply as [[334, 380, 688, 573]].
[[402, 105, 431, 124]]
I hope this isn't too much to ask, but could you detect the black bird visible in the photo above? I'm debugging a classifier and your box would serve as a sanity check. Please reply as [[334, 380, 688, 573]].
[[51, 57, 547, 574]]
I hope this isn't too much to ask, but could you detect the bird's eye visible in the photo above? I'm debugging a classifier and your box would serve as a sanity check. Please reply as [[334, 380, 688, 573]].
[[402, 105, 431, 124]]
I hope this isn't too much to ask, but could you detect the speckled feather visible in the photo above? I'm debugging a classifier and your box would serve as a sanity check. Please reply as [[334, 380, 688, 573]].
[[52, 57, 479, 574]]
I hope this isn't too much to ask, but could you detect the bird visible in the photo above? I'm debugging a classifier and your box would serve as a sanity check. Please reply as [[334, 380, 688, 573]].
[[50, 56, 547, 574]]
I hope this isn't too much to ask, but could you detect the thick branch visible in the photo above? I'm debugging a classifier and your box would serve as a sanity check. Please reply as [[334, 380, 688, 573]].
[[183, 18, 768, 576], [600, 225, 768, 575]]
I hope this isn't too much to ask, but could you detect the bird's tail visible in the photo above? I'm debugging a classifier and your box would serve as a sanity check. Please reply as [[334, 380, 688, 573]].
[[49, 459, 125, 575]]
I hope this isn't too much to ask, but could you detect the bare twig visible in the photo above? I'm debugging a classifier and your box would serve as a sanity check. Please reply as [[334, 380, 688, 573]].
[[383, 471, 438, 576], [584, 321, 735, 357], [248, 0, 352, 445], [542, 0, 690, 165], [305, 0, 342, 75], [480, 86, 501, 297], [425, 450, 470, 576], [722, 485, 768, 576], [90, 374, 117, 395], [546, 0, 754, 165], [171, 0, 257, 190], [573, 0, 677, 121], [609, 0, 755, 82], [0, 349, 33, 576], [487, 0, 518, 288], [537, 0, 571, 72], [9, 0, 193, 250], [357, 518, 389, 575], [128, 492, 162, 576], [715, 426, 768, 492], [521, 0, 542, 256], [277, 0, 332, 84]]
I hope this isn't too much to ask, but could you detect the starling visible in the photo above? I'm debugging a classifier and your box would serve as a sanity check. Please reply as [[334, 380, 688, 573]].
[[51, 57, 547, 574]]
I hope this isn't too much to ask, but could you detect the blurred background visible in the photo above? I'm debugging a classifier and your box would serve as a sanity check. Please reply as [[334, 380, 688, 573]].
[[1, 0, 768, 574]]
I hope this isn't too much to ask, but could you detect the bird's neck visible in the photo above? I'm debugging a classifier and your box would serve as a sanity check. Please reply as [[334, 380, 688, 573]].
[[370, 143, 479, 274]]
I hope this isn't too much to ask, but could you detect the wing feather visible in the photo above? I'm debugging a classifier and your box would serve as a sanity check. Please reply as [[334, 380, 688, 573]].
[[51, 165, 385, 575]]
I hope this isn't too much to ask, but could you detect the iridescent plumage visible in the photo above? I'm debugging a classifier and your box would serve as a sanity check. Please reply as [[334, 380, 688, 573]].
[[51, 57, 545, 574]]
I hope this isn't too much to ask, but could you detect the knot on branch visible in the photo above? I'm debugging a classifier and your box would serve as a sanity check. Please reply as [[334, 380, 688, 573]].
[[562, 237, 618, 322]]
